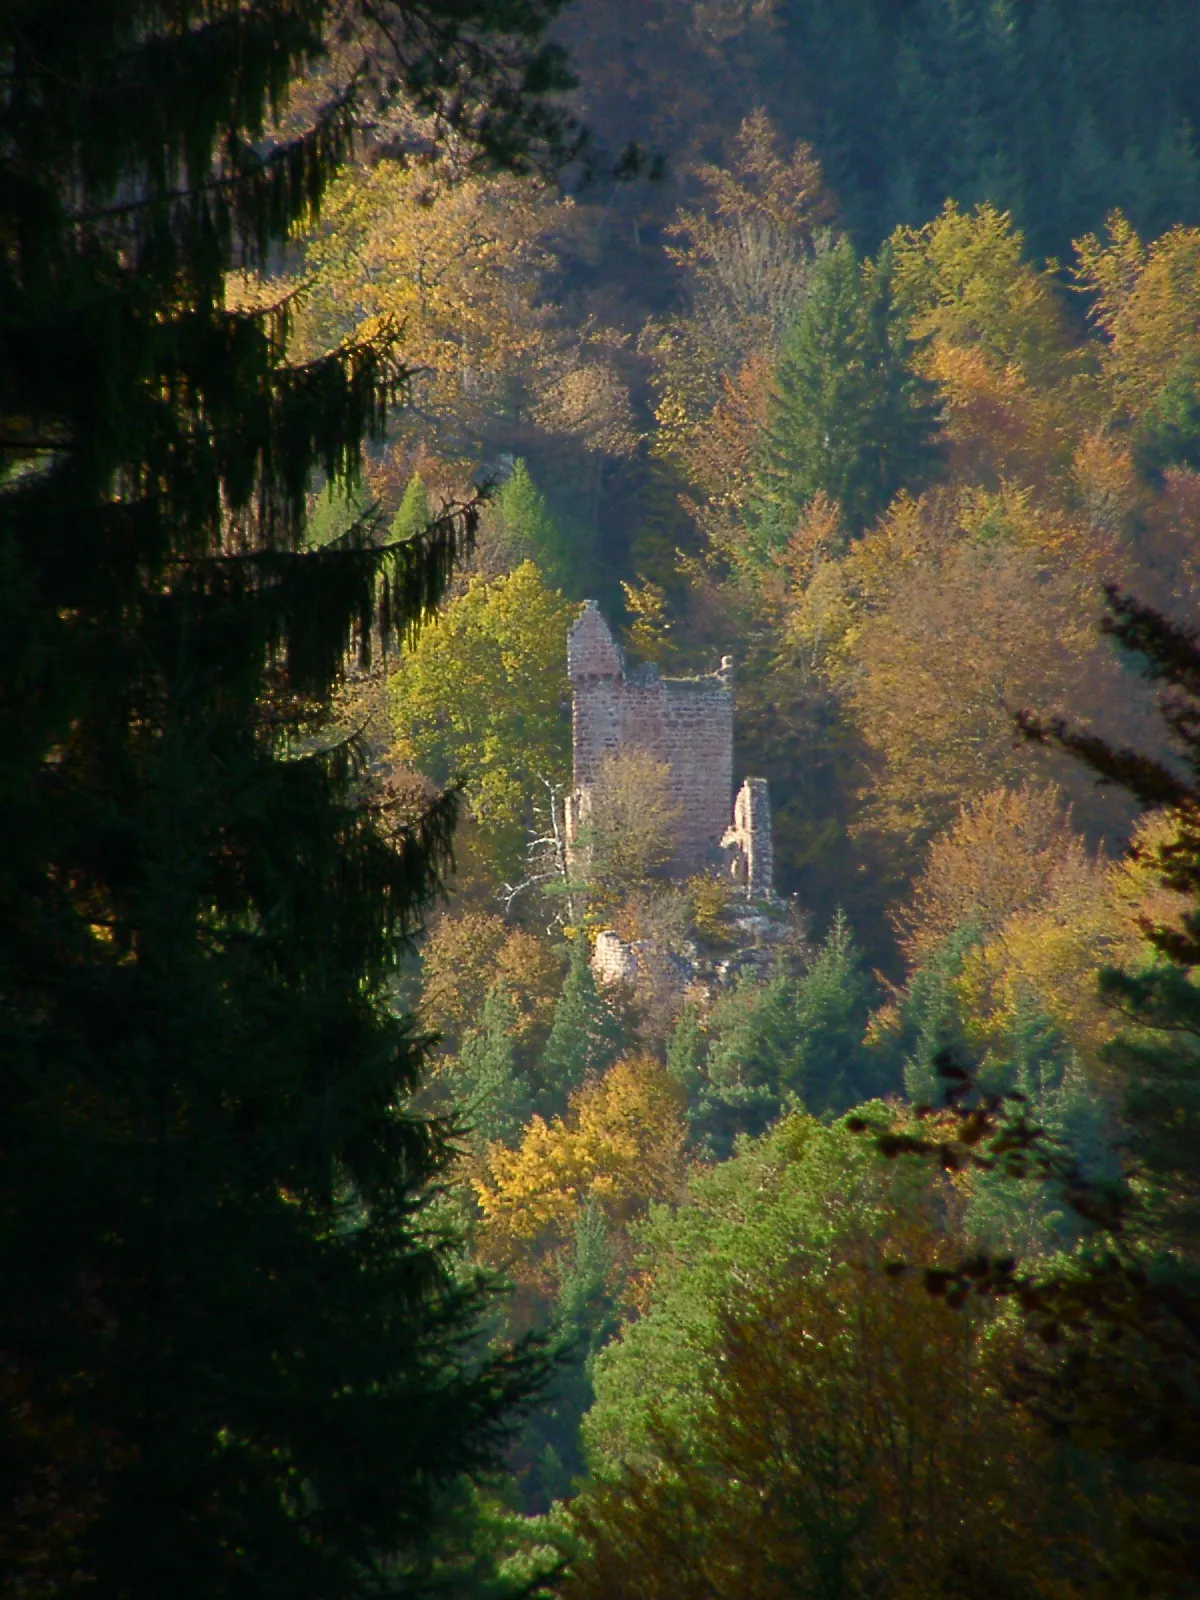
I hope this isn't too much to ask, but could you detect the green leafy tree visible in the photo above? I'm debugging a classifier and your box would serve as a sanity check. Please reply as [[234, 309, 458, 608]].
[[0, 3, 577, 1593], [389, 560, 576, 875], [750, 237, 941, 545], [581, 1111, 927, 1473], [568, 1245, 1091, 1600], [537, 937, 623, 1112]]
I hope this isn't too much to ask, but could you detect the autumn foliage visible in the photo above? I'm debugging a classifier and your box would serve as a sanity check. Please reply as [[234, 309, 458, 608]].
[[472, 1054, 687, 1287]]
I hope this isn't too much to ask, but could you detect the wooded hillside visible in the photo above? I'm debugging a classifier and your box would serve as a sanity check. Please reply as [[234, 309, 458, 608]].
[[5, 4, 1200, 1597]]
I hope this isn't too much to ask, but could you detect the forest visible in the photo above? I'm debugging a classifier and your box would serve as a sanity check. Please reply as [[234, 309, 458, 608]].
[[4, 2, 1200, 1597]]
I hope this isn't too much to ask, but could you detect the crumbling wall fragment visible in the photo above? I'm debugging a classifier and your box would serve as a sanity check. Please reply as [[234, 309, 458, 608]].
[[721, 777, 775, 902]]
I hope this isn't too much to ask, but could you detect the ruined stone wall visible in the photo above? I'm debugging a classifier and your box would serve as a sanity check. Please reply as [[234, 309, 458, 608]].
[[722, 777, 775, 901], [567, 603, 734, 875]]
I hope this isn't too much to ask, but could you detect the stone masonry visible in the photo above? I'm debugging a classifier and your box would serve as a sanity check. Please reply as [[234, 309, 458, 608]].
[[722, 777, 774, 901], [565, 602, 773, 897]]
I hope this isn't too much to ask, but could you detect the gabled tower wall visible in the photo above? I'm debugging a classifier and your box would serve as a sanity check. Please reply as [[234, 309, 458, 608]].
[[566, 602, 734, 876]]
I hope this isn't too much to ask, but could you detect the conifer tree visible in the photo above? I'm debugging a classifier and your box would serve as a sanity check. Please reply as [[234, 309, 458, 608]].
[[1018, 591, 1200, 1251], [517, 1201, 615, 1509], [750, 237, 941, 546], [697, 970, 797, 1155], [0, 4, 577, 1593], [666, 1002, 706, 1100], [392, 471, 433, 540], [537, 937, 622, 1111], [884, 591, 1200, 1587], [456, 982, 534, 1148], [785, 910, 877, 1115], [492, 457, 571, 583], [893, 927, 982, 1107]]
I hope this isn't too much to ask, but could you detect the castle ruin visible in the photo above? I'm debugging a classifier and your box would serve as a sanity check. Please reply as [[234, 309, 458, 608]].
[[565, 602, 774, 898]]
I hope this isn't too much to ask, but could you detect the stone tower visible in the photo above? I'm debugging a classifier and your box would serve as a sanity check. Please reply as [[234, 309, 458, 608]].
[[566, 602, 761, 881]]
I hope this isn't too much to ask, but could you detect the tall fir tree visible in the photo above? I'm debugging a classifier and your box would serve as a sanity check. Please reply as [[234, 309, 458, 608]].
[[894, 589, 1200, 1590], [785, 910, 878, 1116], [537, 937, 622, 1112], [750, 237, 941, 546], [1019, 591, 1200, 1255], [516, 1201, 616, 1510], [456, 982, 534, 1148], [492, 457, 572, 585], [895, 927, 982, 1107], [391, 471, 434, 541], [665, 1002, 706, 1102], [0, 3, 578, 1594]]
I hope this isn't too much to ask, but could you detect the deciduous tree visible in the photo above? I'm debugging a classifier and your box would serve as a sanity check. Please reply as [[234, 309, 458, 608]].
[[389, 560, 576, 873], [896, 783, 1085, 963], [650, 110, 834, 475], [568, 1239, 1093, 1600], [472, 1055, 687, 1288], [581, 1113, 938, 1472], [421, 910, 563, 1054], [581, 749, 682, 901], [847, 493, 1147, 844]]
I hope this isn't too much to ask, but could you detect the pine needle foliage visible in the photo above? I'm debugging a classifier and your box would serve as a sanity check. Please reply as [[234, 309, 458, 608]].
[[456, 981, 535, 1148], [751, 237, 942, 546], [1017, 588, 1200, 1251], [0, 4, 575, 1594], [537, 937, 622, 1113]]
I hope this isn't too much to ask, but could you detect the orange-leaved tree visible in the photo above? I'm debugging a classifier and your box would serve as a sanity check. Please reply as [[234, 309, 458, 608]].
[[472, 1054, 687, 1289]]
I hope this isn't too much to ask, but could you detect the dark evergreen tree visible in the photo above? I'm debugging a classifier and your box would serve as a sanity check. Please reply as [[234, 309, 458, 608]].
[[665, 1001, 705, 1101], [1133, 352, 1200, 481], [515, 1201, 616, 1512], [456, 981, 534, 1148], [1019, 590, 1200, 1254], [696, 968, 797, 1156], [961, 994, 1116, 1255], [784, 911, 879, 1115], [882, 925, 983, 1107], [307, 478, 371, 547], [750, 238, 941, 547], [705, 969, 794, 1079], [536, 937, 622, 1111], [691, 916, 878, 1153], [763, 0, 1200, 258], [0, 3, 579, 1594]]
